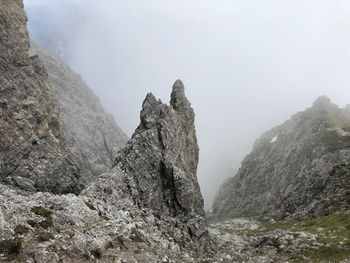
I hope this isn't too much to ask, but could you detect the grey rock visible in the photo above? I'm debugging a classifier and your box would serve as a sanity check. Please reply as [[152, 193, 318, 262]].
[[29, 42, 128, 185], [213, 96, 350, 219], [115, 80, 202, 216], [87, 80, 211, 249], [0, 82, 211, 262], [0, 0, 81, 194], [34, 250, 59, 263]]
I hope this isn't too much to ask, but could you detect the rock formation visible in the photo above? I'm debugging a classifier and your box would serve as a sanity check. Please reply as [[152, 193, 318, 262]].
[[83, 80, 210, 251], [29, 43, 128, 185], [0, 2, 210, 261], [0, 81, 211, 262], [0, 0, 81, 194], [112, 79, 208, 242], [213, 96, 350, 220]]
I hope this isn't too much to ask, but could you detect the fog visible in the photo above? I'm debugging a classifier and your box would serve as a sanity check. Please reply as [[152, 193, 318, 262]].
[[24, 0, 350, 208]]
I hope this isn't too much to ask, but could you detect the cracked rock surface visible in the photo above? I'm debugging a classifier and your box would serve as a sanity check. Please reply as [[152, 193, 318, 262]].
[[0, 0, 81, 194]]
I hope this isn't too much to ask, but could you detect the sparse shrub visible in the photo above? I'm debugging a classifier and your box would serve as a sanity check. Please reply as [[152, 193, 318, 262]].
[[27, 219, 37, 227], [37, 231, 53, 242], [115, 236, 126, 248], [14, 224, 29, 235], [90, 248, 102, 259], [0, 238, 22, 255], [271, 238, 282, 249], [39, 216, 53, 229], [31, 206, 52, 217], [130, 229, 145, 243]]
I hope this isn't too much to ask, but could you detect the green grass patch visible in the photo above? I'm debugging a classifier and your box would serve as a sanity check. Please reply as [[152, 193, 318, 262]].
[[260, 211, 350, 236], [257, 211, 350, 262], [302, 245, 350, 263]]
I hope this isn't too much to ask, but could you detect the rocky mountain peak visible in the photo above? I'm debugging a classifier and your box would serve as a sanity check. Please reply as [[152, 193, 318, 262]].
[[311, 95, 334, 113], [170, 79, 191, 111]]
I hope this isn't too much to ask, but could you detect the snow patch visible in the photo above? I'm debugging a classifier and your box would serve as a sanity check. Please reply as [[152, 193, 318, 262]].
[[270, 135, 278, 143]]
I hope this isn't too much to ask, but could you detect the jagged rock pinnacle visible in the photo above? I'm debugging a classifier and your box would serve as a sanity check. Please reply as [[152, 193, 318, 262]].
[[112, 80, 210, 249], [142, 93, 159, 109], [170, 79, 190, 111]]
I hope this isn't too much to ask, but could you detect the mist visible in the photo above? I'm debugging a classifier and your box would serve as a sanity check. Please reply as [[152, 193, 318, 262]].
[[24, 0, 350, 208]]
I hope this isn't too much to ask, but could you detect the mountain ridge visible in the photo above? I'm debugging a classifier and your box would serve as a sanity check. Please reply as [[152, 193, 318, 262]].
[[213, 96, 350, 220]]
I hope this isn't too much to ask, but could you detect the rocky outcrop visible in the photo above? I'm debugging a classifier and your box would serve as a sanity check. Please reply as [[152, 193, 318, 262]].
[[0, 81, 211, 262], [84, 80, 210, 249], [213, 96, 350, 220], [112, 79, 208, 241], [29, 42, 128, 185], [0, 0, 81, 194]]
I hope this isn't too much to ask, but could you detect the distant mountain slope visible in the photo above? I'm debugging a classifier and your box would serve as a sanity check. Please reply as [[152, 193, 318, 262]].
[[29, 42, 128, 185], [0, 0, 81, 194], [213, 96, 350, 220]]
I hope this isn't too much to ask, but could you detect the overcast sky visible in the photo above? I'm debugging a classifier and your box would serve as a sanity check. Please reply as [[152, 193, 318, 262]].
[[24, 0, 350, 208]]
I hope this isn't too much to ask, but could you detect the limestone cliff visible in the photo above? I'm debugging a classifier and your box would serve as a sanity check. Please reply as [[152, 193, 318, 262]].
[[29, 43, 128, 185], [0, 0, 81, 194], [213, 96, 350, 220]]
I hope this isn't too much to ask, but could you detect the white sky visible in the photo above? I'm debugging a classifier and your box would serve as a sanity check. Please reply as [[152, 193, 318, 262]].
[[24, 0, 350, 208]]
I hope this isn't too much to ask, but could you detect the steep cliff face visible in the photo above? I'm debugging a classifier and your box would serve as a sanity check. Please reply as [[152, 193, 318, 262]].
[[0, 0, 81, 194], [29, 43, 128, 185], [213, 96, 350, 220]]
